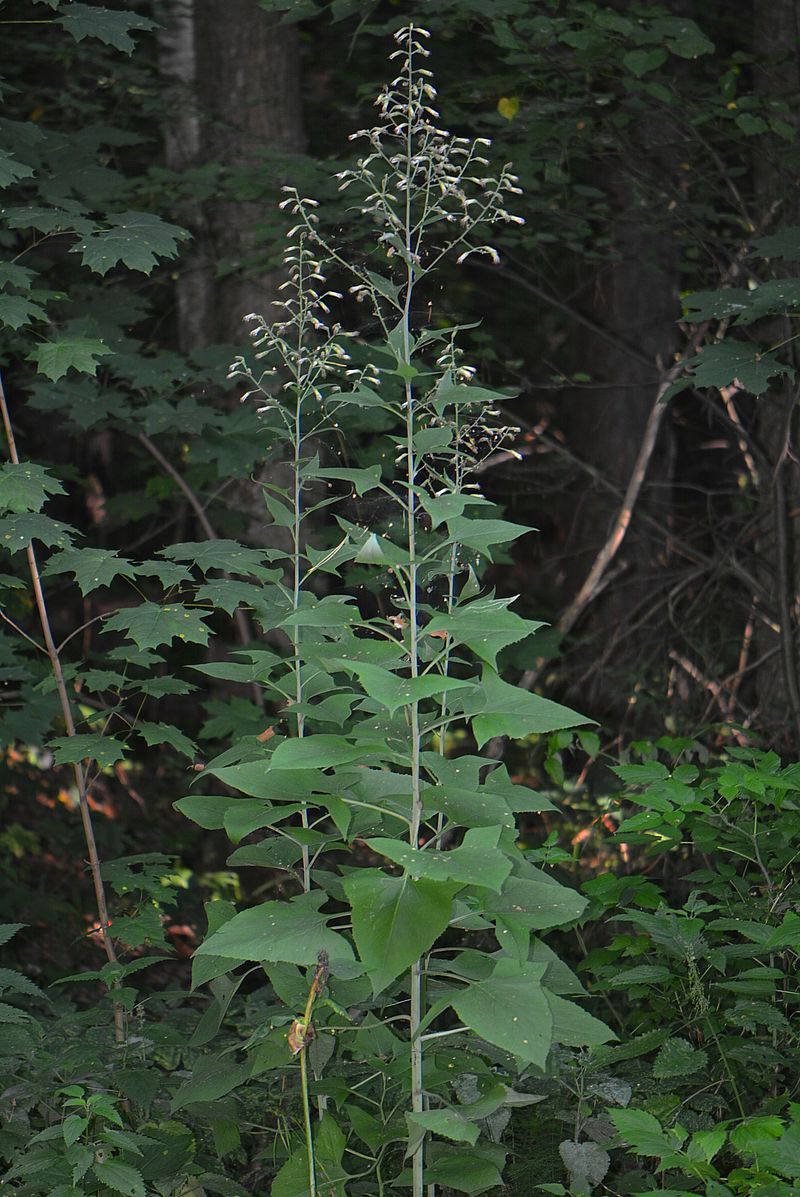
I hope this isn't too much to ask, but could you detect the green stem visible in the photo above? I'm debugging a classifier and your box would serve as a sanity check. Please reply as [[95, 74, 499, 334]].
[[399, 33, 425, 1197], [300, 1047, 317, 1197], [292, 247, 311, 894]]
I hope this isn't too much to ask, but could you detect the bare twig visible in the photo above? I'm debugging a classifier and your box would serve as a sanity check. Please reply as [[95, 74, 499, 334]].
[[720, 384, 760, 489], [137, 431, 217, 541], [0, 607, 47, 653], [482, 258, 655, 372], [0, 371, 123, 1043], [519, 212, 781, 694]]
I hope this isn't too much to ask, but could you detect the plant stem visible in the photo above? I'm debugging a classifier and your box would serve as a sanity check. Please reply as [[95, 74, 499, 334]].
[[300, 1046, 317, 1197], [292, 308, 311, 894], [295, 953, 329, 1195], [400, 34, 424, 1197], [0, 370, 123, 1044]]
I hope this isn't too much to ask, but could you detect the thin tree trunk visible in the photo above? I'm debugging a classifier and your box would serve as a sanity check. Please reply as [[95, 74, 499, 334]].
[[157, 0, 210, 351], [194, 0, 306, 344]]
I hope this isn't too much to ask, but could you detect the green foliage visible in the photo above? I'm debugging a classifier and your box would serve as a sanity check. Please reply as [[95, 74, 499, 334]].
[[611, 1104, 800, 1195], [0, 16, 608, 1197], [3, 4, 800, 1197], [176, 29, 604, 1193]]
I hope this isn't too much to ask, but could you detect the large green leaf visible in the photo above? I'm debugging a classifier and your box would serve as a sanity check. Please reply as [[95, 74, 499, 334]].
[[0, 925, 26, 949], [171, 1053, 251, 1111], [424, 1143, 506, 1194], [464, 669, 591, 747], [419, 492, 487, 529], [422, 784, 516, 830], [203, 760, 322, 800], [0, 152, 34, 188], [0, 463, 65, 515], [752, 1121, 800, 1179], [193, 890, 355, 972], [328, 658, 473, 714], [344, 870, 456, 995], [173, 795, 237, 830], [161, 539, 277, 578], [670, 341, 793, 398], [451, 958, 552, 1067], [57, 4, 157, 52], [366, 827, 512, 892], [305, 464, 384, 495], [0, 263, 36, 292], [546, 992, 614, 1048], [0, 967, 47, 1001], [280, 596, 360, 628], [137, 722, 197, 759], [434, 376, 517, 409], [424, 599, 543, 668], [0, 513, 74, 550], [195, 579, 265, 615], [752, 225, 800, 261], [0, 294, 48, 329], [72, 211, 188, 275], [103, 603, 211, 651], [27, 337, 111, 381], [446, 515, 530, 562], [483, 872, 586, 931], [268, 735, 369, 770], [406, 1108, 479, 1146], [610, 1107, 683, 1160]]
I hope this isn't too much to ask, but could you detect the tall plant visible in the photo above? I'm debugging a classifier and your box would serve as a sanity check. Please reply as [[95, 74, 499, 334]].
[[180, 24, 613, 1197]]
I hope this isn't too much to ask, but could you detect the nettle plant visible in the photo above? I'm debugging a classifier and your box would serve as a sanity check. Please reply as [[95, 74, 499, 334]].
[[176, 25, 612, 1197]]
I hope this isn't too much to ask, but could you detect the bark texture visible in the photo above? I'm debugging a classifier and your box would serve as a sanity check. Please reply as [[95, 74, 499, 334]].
[[159, 0, 306, 350]]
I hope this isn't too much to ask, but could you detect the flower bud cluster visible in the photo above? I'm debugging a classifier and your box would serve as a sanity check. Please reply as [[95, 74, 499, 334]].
[[227, 230, 353, 425], [331, 24, 524, 276]]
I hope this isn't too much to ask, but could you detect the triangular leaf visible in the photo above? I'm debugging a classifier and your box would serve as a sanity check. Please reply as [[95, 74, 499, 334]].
[[366, 828, 512, 892], [464, 669, 592, 747], [451, 958, 552, 1068], [425, 599, 542, 668], [344, 869, 456, 996], [193, 890, 356, 972]]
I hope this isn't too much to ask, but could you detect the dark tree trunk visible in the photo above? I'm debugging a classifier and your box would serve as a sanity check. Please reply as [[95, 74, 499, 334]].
[[555, 135, 681, 711], [158, 0, 306, 350]]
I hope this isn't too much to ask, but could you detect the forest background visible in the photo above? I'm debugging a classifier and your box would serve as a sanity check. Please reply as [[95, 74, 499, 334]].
[[3, 1, 800, 1195]]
